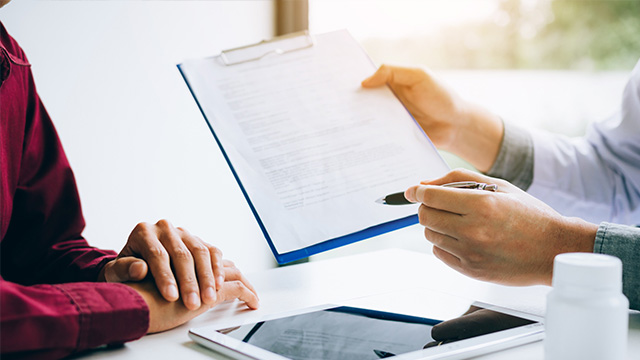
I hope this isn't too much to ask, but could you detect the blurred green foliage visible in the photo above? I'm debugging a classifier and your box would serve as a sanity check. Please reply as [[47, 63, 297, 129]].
[[364, 0, 640, 70]]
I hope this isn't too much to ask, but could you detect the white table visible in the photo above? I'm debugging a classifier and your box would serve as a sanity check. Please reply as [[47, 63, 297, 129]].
[[81, 248, 640, 359]]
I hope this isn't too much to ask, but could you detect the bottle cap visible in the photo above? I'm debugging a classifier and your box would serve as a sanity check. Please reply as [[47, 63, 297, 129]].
[[552, 253, 622, 292]]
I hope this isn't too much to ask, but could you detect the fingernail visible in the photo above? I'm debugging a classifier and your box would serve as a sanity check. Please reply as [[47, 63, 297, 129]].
[[187, 292, 200, 309], [217, 276, 225, 286], [204, 287, 216, 302], [405, 187, 417, 202], [166, 284, 179, 300]]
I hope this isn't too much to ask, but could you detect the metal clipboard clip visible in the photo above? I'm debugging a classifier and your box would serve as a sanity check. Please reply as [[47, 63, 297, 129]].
[[220, 30, 314, 66]]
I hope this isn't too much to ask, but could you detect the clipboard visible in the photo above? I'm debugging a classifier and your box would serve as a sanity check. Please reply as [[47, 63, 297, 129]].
[[177, 30, 449, 264], [220, 30, 314, 66]]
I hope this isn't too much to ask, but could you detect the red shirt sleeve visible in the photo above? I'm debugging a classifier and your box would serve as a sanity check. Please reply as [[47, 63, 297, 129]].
[[0, 22, 149, 359], [1, 279, 149, 359]]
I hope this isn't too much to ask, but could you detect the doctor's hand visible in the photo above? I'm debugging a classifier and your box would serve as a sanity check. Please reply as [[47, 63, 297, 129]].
[[98, 220, 226, 310], [125, 259, 259, 334], [362, 65, 503, 172], [405, 169, 598, 286]]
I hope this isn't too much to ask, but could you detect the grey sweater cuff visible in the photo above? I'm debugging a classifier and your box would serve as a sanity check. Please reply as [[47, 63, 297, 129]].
[[485, 121, 534, 191], [595, 222, 640, 311]]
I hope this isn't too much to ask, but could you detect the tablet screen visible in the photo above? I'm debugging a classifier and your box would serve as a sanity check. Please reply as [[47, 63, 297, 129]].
[[217, 305, 536, 359]]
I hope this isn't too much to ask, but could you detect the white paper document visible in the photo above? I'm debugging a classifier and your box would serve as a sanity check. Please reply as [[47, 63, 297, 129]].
[[179, 30, 449, 257]]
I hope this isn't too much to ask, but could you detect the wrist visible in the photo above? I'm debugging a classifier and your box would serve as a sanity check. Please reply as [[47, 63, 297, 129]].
[[542, 216, 599, 286], [124, 282, 155, 333], [448, 102, 504, 172], [559, 216, 598, 253]]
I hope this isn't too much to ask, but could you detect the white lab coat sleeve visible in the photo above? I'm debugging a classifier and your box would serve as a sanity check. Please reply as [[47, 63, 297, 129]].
[[527, 60, 640, 225]]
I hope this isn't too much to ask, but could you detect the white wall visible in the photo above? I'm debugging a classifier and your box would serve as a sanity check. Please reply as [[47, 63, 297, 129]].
[[3, 1, 631, 274], [0, 0, 278, 273]]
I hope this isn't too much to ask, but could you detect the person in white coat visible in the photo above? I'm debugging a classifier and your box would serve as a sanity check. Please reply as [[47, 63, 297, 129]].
[[362, 60, 640, 310]]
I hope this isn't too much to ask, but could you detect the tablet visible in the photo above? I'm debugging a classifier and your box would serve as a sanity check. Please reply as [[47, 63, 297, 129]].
[[189, 289, 544, 359]]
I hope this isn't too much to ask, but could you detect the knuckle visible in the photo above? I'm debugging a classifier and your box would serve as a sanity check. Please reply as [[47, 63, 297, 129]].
[[147, 246, 169, 259], [212, 246, 223, 257], [156, 219, 172, 229], [199, 271, 216, 282], [475, 227, 491, 245], [182, 274, 198, 286], [467, 253, 482, 265], [451, 168, 469, 178], [232, 280, 245, 291], [191, 244, 210, 257], [477, 194, 495, 209], [157, 271, 174, 282], [133, 222, 149, 231], [131, 222, 151, 238], [465, 253, 485, 270], [416, 187, 432, 204], [172, 247, 192, 261]]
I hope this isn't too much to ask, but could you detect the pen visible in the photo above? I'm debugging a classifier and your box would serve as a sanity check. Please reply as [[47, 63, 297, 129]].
[[375, 181, 498, 205]]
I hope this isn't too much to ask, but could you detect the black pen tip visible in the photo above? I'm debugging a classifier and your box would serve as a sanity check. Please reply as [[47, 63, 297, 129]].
[[375, 197, 388, 205]]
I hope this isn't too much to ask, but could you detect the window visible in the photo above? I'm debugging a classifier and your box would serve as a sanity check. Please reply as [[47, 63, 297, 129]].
[[308, 0, 636, 148], [307, 0, 639, 259], [310, 0, 640, 70]]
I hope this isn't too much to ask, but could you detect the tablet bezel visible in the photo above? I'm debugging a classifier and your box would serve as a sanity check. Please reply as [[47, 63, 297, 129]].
[[189, 300, 544, 360]]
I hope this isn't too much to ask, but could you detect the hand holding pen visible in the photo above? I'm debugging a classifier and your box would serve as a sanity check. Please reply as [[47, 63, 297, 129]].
[[385, 168, 595, 287], [377, 181, 498, 205]]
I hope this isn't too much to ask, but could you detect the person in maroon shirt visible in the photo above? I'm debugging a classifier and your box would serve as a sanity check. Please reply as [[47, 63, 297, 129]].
[[0, 7, 259, 360]]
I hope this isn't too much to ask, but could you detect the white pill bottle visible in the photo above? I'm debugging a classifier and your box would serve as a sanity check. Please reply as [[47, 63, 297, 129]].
[[545, 253, 629, 360]]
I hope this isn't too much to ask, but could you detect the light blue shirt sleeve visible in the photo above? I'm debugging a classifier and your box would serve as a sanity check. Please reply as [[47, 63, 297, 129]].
[[486, 120, 534, 191], [527, 60, 640, 226], [595, 223, 640, 310], [486, 60, 640, 309], [488, 123, 640, 309]]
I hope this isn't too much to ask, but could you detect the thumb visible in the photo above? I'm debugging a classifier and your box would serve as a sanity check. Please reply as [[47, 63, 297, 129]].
[[104, 257, 148, 283], [361, 65, 389, 88], [362, 64, 426, 88], [406, 169, 499, 202]]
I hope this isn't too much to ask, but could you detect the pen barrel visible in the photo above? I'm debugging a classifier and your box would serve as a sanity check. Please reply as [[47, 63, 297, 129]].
[[479, 183, 498, 191]]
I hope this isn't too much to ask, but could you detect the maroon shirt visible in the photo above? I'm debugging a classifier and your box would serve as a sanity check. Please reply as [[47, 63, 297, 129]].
[[0, 22, 148, 359]]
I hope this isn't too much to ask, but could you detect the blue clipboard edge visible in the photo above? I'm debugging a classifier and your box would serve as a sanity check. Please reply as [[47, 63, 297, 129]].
[[177, 63, 419, 265]]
